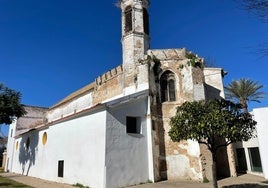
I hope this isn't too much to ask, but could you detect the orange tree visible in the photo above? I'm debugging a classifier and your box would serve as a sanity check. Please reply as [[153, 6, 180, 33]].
[[168, 99, 256, 188]]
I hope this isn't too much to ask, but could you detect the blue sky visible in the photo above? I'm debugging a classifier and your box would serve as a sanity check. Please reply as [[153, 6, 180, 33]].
[[0, 1, 267, 134]]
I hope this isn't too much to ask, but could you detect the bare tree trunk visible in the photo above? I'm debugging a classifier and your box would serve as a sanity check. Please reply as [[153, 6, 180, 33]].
[[212, 153, 218, 188], [227, 143, 238, 177]]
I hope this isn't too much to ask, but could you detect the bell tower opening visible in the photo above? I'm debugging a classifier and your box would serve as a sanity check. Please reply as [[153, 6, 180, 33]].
[[124, 6, 132, 34], [120, 0, 150, 66], [143, 8, 149, 35], [120, 0, 150, 91]]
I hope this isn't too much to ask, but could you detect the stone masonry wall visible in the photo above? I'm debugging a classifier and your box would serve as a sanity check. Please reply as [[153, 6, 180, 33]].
[[148, 48, 205, 181], [93, 65, 124, 104]]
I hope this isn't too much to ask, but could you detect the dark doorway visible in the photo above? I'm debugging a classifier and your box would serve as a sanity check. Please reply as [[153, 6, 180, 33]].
[[58, 160, 64, 177], [236, 148, 247, 173]]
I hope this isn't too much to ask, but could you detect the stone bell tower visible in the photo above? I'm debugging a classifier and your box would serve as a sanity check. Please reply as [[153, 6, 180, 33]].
[[120, 0, 150, 90]]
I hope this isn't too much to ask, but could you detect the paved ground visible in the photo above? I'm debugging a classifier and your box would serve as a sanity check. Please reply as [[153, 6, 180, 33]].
[[131, 174, 268, 188], [1, 172, 268, 188], [1, 173, 73, 188]]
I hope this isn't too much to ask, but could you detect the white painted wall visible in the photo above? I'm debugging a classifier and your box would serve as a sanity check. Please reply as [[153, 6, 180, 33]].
[[10, 109, 107, 188], [235, 108, 268, 178], [5, 120, 17, 172], [253, 107, 268, 179], [235, 134, 260, 175], [105, 97, 150, 188], [203, 68, 225, 99]]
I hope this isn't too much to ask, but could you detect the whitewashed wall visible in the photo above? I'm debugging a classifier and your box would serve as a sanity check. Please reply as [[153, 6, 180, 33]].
[[5, 120, 17, 172], [235, 132, 260, 175], [253, 107, 268, 179], [105, 97, 151, 188], [11, 109, 107, 188], [203, 68, 225, 99]]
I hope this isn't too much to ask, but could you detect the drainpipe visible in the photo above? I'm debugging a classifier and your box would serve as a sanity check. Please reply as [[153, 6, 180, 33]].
[[146, 96, 155, 182]]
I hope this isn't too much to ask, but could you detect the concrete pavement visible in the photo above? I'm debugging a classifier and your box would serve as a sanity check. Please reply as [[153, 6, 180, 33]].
[[0, 173, 73, 188], [1, 172, 268, 188], [130, 174, 268, 188]]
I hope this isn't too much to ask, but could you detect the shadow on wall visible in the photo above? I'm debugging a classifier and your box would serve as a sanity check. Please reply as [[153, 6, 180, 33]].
[[19, 130, 39, 176], [204, 84, 231, 178], [216, 137, 231, 179], [150, 62, 167, 180], [204, 83, 221, 100]]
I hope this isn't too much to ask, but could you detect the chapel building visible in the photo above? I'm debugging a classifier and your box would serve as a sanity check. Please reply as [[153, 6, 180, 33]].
[[5, 1, 232, 187]]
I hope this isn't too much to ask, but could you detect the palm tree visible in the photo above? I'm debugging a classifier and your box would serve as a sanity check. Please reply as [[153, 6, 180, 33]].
[[224, 78, 265, 113], [224, 78, 264, 177]]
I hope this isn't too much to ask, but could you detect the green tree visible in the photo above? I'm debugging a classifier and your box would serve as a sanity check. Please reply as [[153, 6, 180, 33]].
[[224, 78, 265, 113], [168, 99, 256, 188], [0, 84, 26, 125]]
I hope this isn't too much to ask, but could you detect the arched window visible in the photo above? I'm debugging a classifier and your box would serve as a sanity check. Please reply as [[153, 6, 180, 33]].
[[42, 132, 47, 145], [160, 71, 176, 102], [124, 6, 132, 33]]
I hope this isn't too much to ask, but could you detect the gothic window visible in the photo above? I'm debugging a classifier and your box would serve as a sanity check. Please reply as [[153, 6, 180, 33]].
[[160, 71, 176, 102], [124, 6, 132, 33], [143, 8, 149, 35]]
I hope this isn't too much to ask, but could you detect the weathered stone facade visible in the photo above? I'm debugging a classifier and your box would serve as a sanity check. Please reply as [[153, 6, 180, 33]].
[[147, 49, 206, 181]]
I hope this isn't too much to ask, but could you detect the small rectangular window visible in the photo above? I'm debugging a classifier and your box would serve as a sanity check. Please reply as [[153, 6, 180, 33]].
[[58, 160, 64, 177], [126, 116, 141, 134]]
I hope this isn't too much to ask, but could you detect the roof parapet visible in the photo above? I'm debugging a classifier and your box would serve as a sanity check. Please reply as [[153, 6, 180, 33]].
[[147, 48, 186, 60], [95, 65, 123, 86]]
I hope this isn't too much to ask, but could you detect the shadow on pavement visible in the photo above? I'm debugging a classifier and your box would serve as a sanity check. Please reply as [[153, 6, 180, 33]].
[[222, 184, 268, 188], [0, 183, 12, 186], [1, 174, 24, 178]]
